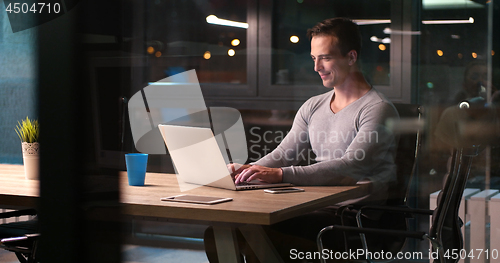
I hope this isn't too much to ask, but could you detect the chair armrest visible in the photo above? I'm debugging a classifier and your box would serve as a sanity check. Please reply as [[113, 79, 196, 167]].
[[316, 225, 428, 263], [356, 205, 433, 226], [0, 233, 40, 244], [319, 225, 426, 240], [0, 209, 37, 219], [358, 205, 433, 215], [317, 225, 426, 259]]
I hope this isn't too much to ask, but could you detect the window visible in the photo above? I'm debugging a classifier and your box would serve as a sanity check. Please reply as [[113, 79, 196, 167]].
[[270, 0, 391, 86], [258, 0, 411, 102], [144, 0, 257, 97]]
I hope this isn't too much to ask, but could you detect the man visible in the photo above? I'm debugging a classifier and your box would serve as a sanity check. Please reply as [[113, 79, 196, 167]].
[[453, 60, 499, 104], [453, 60, 488, 104], [235, 17, 397, 206], [205, 17, 399, 262]]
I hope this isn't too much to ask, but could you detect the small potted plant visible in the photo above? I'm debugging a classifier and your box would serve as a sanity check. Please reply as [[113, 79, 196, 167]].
[[15, 117, 39, 180]]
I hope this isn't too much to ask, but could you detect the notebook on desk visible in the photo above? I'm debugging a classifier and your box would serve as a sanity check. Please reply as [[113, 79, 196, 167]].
[[158, 124, 292, 191]]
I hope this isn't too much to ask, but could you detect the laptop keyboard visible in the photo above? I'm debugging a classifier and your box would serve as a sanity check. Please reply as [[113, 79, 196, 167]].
[[236, 181, 262, 186]]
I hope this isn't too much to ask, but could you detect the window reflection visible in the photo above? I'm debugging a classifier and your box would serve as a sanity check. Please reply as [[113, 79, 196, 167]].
[[419, 2, 491, 105], [145, 0, 248, 84], [419, 1, 500, 212], [271, 0, 391, 86]]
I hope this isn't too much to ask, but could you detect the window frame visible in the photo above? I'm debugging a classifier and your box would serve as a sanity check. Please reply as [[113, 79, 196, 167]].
[[255, 0, 414, 104], [201, 0, 258, 98]]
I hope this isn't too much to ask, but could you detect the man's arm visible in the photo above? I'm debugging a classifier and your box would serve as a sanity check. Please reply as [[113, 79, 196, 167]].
[[236, 101, 398, 193], [233, 99, 314, 183], [280, 102, 398, 192]]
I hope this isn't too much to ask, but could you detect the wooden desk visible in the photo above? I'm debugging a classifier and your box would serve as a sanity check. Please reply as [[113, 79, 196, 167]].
[[120, 172, 367, 263], [120, 172, 365, 225], [0, 165, 366, 224], [0, 165, 367, 262], [0, 164, 38, 209]]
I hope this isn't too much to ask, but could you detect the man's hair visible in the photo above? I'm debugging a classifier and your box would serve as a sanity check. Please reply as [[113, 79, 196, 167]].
[[307, 17, 362, 57]]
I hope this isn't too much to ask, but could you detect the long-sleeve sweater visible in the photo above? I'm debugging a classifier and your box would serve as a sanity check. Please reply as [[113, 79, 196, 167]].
[[254, 88, 399, 205]]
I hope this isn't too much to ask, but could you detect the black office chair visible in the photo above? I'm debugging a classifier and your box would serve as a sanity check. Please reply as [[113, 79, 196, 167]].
[[388, 103, 422, 207], [0, 209, 39, 263], [317, 102, 498, 263], [333, 103, 422, 257], [318, 145, 478, 263]]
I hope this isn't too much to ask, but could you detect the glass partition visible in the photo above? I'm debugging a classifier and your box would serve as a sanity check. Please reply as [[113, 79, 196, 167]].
[[415, 0, 499, 254], [30, 0, 496, 260], [417, 1, 498, 191], [418, 1, 492, 105]]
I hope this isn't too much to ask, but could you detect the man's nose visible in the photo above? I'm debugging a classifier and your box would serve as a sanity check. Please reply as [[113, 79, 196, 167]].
[[314, 60, 322, 72]]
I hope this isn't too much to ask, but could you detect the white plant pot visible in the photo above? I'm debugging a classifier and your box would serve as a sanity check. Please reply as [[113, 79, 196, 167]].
[[22, 142, 39, 180]]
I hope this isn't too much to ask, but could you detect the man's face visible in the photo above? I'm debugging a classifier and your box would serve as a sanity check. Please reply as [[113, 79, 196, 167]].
[[310, 35, 351, 88]]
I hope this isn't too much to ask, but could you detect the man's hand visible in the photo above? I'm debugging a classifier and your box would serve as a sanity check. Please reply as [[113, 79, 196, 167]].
[[234, 165, 283, 184], [227, 163, 251, 174]]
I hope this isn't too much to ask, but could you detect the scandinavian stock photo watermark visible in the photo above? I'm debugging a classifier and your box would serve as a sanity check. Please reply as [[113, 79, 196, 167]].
[[248, 127, 380, 163]]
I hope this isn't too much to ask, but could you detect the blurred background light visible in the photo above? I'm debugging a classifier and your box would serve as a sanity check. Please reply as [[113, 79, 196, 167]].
[[422, 17, 474, 24], [371, 36, 391, 43], [422, 0, 483, 10], [203, 51, 211, 60], [231, 39, 240, 46], [206, 15, 249, 29]]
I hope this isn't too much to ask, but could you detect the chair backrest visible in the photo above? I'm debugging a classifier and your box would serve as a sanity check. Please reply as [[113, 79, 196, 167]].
[[429, 102, 499, 261], [430, 146, 479, 260], [386, 103, 422, 206]]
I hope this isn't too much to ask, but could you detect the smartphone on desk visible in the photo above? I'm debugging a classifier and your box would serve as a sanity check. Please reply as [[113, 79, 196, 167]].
[[264, 187, 305, 194]]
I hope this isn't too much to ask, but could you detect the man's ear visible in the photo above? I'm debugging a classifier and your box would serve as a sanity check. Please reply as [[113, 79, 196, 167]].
[[348, 50, 357, 65]]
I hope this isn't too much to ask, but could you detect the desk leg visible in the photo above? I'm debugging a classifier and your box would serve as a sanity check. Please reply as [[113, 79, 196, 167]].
[[239, 225, 283, 263], [213, 226, 242, 263]]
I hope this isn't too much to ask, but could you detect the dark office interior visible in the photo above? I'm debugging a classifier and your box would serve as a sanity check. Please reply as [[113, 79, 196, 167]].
[[1, 0, 500, 262]]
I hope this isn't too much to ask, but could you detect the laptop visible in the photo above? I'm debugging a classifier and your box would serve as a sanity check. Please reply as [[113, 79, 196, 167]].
[[158, 124, 293, 191]]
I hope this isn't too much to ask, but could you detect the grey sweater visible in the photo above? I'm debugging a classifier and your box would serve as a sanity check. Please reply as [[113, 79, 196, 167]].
[[255, 88, 399, 205]]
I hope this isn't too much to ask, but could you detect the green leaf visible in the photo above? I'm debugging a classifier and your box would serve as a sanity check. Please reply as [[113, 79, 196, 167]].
[[15, 117, 39, 143]]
